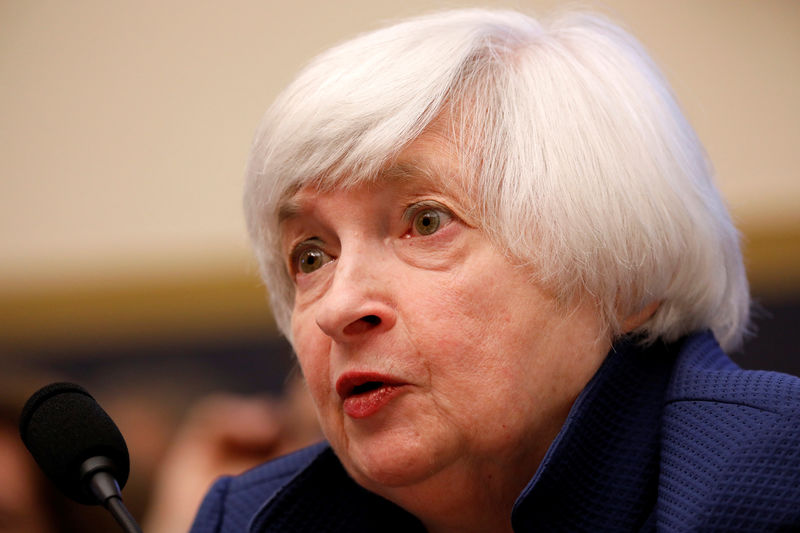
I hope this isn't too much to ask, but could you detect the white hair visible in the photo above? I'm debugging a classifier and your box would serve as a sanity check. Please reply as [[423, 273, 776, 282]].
[[244, 8, 750, 352]]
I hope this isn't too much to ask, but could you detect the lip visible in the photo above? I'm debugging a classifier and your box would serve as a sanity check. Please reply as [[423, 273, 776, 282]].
[[336, 372, 408, 419]]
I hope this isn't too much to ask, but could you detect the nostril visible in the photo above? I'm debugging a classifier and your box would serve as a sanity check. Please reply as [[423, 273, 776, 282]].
[[362, 315, 381, 325], [341, 314, 382, 336]]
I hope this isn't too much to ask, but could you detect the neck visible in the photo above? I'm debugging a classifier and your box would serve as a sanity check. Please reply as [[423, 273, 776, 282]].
[[370, 430, 558, 533], [398, 469, 520, 533]]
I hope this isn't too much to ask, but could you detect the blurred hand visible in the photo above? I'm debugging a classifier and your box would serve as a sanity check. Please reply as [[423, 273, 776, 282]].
[[142, 383, 320, 533]]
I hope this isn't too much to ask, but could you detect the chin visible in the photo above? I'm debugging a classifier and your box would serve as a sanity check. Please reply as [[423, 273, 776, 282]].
[[337, 426, 443, 490]]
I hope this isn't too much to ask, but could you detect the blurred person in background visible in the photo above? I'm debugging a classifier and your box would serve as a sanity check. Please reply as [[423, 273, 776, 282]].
[[190, 8, 800, 533], [143, 372, 321, 533], [0, 400, 57, 533]]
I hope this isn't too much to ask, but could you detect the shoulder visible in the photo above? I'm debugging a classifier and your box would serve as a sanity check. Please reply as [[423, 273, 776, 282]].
[[667, 331, 800, 414], [657, 332, 800, 531], [189, 442, 330, 533]]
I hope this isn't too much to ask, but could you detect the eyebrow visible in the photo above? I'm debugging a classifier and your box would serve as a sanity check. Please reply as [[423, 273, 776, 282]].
[[276, 159, 452, 227], [277, 197, 303, 226], [383, 160, 445, 186]]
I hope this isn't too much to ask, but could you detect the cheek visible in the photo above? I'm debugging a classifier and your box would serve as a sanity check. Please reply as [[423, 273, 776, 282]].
[[406, 275, 530, 386], [423, 268, 549, 354], [412, 264, 565, 411]]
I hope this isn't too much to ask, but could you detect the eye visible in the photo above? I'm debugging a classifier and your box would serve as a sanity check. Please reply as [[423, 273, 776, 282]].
[[291, 241, 332, 275], [413, 209, 440, 235], [298, 248, 329, 273], [408, 203, 453, 237]]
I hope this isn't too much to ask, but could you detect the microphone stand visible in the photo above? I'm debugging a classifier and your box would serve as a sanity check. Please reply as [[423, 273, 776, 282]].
[[82, 457, 143, 533], [106, 497, 142, 533]]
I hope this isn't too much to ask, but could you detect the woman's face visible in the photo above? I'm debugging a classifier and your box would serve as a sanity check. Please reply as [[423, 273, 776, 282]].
[[279, 129, 611, 502]]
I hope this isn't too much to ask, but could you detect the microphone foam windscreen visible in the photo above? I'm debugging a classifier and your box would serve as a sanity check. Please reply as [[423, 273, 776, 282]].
[[19, 382, 130, 504]]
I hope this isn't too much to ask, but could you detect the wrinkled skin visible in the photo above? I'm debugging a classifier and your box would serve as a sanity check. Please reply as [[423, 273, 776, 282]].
[[279, 127, 614, 532]]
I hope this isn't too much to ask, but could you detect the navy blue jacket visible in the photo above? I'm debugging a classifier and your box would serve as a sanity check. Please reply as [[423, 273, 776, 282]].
[[190, 332, 800, 532]]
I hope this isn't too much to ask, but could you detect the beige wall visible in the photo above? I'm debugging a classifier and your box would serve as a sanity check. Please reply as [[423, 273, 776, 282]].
[[2, 1, 799, 348]]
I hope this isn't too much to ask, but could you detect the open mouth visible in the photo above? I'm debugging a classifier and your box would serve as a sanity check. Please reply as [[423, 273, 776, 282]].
[[336, 373, 405, 400], [336, 373, 408, 419], [350, 381, 384, 395]]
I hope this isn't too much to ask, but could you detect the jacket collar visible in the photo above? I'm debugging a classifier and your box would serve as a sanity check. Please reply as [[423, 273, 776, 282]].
[[251, 336, 682, 532], [249, 446, 424, 532], [512, 337, 676, 531]]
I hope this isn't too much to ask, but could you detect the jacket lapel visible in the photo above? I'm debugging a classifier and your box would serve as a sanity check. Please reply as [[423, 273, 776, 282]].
[[512, 338, 676, 531]]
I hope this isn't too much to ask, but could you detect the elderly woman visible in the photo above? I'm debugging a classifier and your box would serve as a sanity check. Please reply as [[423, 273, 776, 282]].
[[191, 9, 800, 532]]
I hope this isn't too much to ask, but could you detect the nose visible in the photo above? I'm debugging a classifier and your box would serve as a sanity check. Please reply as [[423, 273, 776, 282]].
[[314, 249, 397, 343]]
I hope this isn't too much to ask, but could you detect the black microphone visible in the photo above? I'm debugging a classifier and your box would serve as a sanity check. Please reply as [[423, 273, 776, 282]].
[[19, 382, 143, 533]]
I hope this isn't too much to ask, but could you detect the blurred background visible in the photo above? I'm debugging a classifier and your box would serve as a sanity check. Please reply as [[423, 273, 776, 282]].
[[1, 0, 798, 531]]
